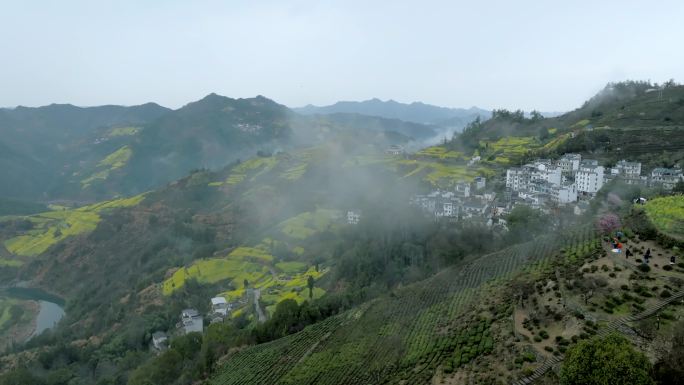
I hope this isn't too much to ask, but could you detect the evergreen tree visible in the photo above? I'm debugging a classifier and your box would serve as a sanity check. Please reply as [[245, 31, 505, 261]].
[[307, 276, 315, 299], [560, 334, 653, 385]]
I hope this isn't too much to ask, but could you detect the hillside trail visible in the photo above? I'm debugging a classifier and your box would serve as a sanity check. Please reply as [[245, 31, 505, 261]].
[[253, 288, 266, 322], [512, 284, 684, 385]]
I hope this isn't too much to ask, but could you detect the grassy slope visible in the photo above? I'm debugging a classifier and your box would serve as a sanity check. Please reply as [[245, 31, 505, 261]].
[[644, 195, 684, 240]]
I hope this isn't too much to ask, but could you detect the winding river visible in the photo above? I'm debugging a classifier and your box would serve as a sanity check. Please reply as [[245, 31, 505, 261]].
[[31, 300, 65, 337], [2, 287, 66, 338]]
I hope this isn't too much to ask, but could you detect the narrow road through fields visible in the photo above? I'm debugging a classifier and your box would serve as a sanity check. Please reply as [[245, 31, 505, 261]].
[[253, 288, 266, 322]]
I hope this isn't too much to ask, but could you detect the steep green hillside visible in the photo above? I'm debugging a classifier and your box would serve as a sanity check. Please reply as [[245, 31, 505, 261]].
[[2, 81, 684, 385], [209, 231, 593, 385], [447, 81, 684, 170], [0, 102, 170, 199], [0, 194, 145, 259], [51, 94, 296, 200], [564, 80, 684, 127], [0, 94, 442, 201], [556, 126, 684, 169], [0, 123, 516, 385]]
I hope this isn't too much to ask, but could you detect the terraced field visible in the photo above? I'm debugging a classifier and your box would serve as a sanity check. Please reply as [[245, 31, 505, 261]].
[[1, 194, 146, 258], [210, 147, 323, 187], [210, 229, 598, 385], [395, 159, 494, 187], [3, 210, 100, 257], [162, 204, 344, 320], [162, 251, 271, 296], [339, 151, 494, 187], [278, 209, 341, 240], [108, 126, 141, 137], [415, 146, 466, 160], [572, 119, 590, 128], [382, 136, 561, 186], [482, 136, 539, 165], [558, 127, 684, 164], [341, 154, 396, 168], [81, 145, 134, 188], [98, 145, 132, 169], [162, 241, 328, 316], [540, 132, 570, 151], [208, 144, 502, 192], [222, 157, 279, 186]]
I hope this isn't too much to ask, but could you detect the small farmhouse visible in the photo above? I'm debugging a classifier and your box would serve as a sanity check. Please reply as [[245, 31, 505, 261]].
[[152, 331, 168, 351], [347, 210, 361, 225], [210, 296, 230, 323], [180, 308, 204, 334]]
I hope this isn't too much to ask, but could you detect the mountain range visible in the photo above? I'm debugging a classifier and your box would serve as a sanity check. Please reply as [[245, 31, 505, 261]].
[[294, 98, 491, 128], [1, 95, 459, 202]]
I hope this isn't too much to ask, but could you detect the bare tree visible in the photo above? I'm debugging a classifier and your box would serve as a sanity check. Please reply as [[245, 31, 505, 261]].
[[510, 279, 535, 308], [577, 276, 606, 305]]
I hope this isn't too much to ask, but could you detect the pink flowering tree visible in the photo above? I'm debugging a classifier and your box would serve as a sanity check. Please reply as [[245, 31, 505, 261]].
[[597, 213, 621, 234]]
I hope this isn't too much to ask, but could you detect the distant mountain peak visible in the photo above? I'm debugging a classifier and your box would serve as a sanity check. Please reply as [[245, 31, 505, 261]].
[[199, 92, 231, 102], [137, 102, 165, 109], [185, 93, 282, 110]]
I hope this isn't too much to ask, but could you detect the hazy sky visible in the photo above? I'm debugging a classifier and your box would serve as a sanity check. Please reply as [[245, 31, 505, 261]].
[[2, 0, 683, 111]]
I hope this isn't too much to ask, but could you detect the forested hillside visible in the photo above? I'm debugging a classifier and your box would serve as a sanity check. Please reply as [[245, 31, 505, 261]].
[[0, 105, 501, 383], [0, 102, 170, 199], [445, 80, 684, 168], [1, 81, 684, 385], [0, 95, 440, 201]]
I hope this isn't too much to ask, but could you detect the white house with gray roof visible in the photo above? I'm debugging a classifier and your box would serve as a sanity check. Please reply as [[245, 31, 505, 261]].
[[576, 161, 604, 194], [651, 167, 683, 190], [557, 153, 582, 173], [180, 309, 204, 334]]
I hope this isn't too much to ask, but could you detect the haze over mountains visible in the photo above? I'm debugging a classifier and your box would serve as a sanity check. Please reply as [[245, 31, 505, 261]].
[[3, 1, 684, 384], [0, 95, 483, 202], [1, 80, 684, 385], [294, 98, 491, 127], [0, 103, 170, 200]]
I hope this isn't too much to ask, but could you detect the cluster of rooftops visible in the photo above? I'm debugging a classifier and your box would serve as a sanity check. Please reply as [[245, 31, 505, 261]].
[[407, 153, 683, 225], [151, 296, 233, 351]]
